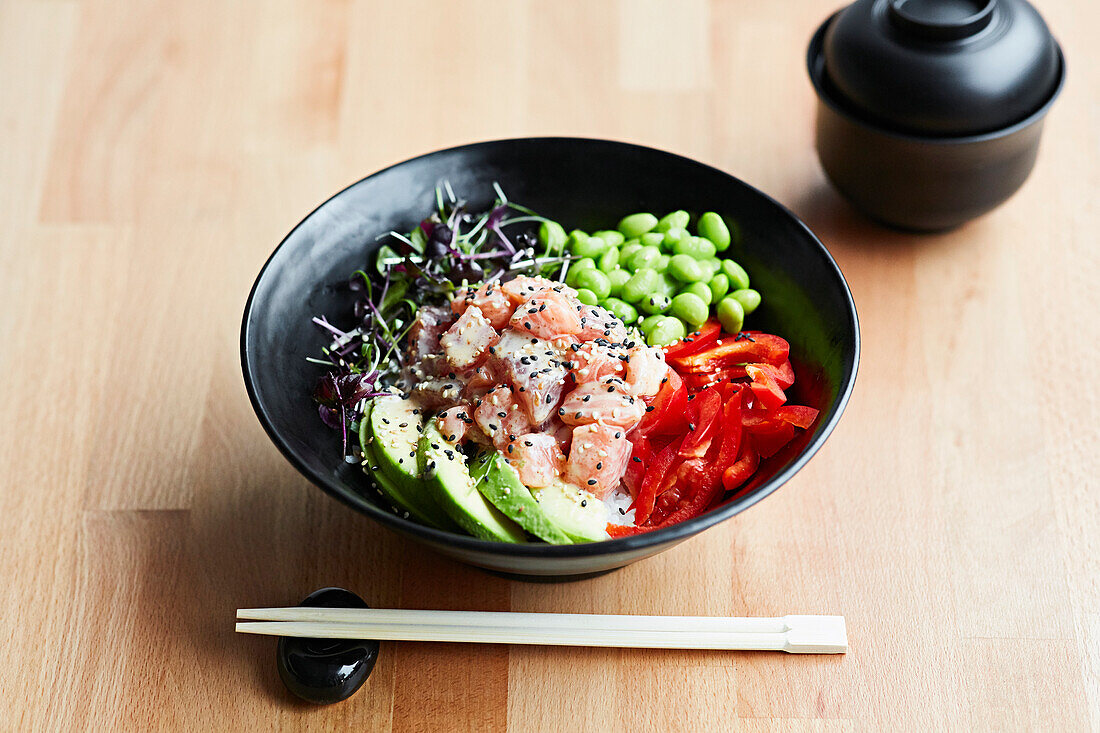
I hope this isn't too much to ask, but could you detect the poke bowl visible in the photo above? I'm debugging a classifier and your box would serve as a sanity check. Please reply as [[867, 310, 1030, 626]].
[[241, 137, 859, 579]]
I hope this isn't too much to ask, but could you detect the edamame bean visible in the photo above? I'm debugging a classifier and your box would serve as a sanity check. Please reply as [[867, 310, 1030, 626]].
[[640, 315, 666, 338], [697, 212, 732, 252], [619, 240, 642, 265], [669, 254, 705, 283], [566, 229, 589, 251], [539, 221, 567, 252], [717, 296, 745, 333], [648, 316, 687, 347], [721, 260, 751, 290], [661, 227, 689, 252], [640, 232, 665, 248], [656, 210, 690, 232], [576, 288, 599, 306], [565, 257, 596, 287], [639, 293, 672, 315], [621, 267, 659, 304], [682, 281, 713, 306], [670, 292, 709, 328], [708, 273, 731, 302], [600, 297, 639, 325], [654, 254, 671, 272], [617, 213, 658, 238], [572, 234, 609, 259], [592, 230, 625, 248], [656, 272, 680, 298], [628, 245, 661, 271], [673, 236, 717, 260], [607, 268, 631, 297], [574, 268, 612, 300], [730, 288, 761, 315], [598, 246, 620, 272], [698, 258, 721, 279]]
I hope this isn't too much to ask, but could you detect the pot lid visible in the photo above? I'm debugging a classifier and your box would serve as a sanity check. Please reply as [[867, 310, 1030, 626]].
[[821, 0, 1063, 136]]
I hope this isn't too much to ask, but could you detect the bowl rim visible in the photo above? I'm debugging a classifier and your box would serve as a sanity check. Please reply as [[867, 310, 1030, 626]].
[[806, 11, 1066, 145], [240, 136, 860, 558]]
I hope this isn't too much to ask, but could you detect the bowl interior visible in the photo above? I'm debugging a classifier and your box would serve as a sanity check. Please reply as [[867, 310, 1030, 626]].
[[242, 138, 858, 561]]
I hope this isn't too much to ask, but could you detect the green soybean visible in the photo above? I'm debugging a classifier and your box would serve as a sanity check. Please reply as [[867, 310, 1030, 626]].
[[576, 288, 599, 306], [640, 315, 665, 338], [656, 210, 690, 232], [673, 236, 717, 260], [730, 288, 761, 315], [620, 241, 643, 265], [639, 293, 672, 315], [628, 245, 661, 271], [698, 258, 721, 280], [572, 234, 608, 259], [670, 292, 709, 328], [669, 254, 704, 283], [621, 267, 659, 304], [598, 246, 620, 272], [661, 227, 689, 252], [539, 221, 567, 253], [656, 272, 680, 298], [565, 258, 596, 287], [640, 232, 665, 248], [721, 260, 751, 290], [682, 281, 713, 306], [607, 268, 631, 297], [566, 229, 589, 251], [600, 297, 639, 324], [717, 296, 745, 333], [574, 268, 612, 300], [654, 254, 671, 272], [648, 316, 687, 347], [708, 273, 731, 302], [617, 213, 658, 238], [592, 230, 625, 248], [697, 212, 732, 252]]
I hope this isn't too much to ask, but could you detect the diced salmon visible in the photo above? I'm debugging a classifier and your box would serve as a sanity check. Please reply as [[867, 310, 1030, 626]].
[[491, 330, 569, 425], [406, 305, 455, 378], [500, 275, 574, 308], [412, 379, 463, 412], [623, 345, 667, 397], [473, 387, 534, 450], [509, 289, 583, 341], [461, 362, 501, 404], [505, 433, 565, 488], [565, 422, 632, 498], [575, 304, 629, 343], [451, 282, 512, 330], [436, 404, 474, 444], [440, 305, 499, 370], [571, 341, 625, 383], [558, 379, 646, 429]]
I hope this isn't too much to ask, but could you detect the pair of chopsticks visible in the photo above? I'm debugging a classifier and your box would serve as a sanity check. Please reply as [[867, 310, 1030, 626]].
[[236, 608, 847, 654]]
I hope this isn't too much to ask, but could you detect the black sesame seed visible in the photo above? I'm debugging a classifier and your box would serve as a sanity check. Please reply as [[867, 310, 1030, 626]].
[[632, 456, 642, 463], [546, 394, 554, 404], [688, 422, 696, 431], [524, 440, 533, 446], [582, 395, 591, 402], [645, 406, 655, 413], [497, 411, 507, 418], [587, 479, 597, 486], [596, 462, 603, 470], [399, 422, 408, 428], [581, 500, 588, 507], [614, 431, 621, 439]]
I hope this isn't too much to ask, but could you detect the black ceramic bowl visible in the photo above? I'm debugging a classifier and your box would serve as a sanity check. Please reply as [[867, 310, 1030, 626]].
[[241, 138, 859, 579], [807, 8, 1065, 232]]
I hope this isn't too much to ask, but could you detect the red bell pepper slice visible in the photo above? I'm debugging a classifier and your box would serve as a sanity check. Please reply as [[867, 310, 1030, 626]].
[[632, 434, 686, 525], [750, 421, 797, 458], [661, 319, 721, 360], [622, 435, 653, 497], [746, 365, 787, 410], [722, 445, 759, 491], [670, 333, 790, 373], [773, 405, 819, 429], [637, 369, 684, 434], [679, 389, 723, 457]]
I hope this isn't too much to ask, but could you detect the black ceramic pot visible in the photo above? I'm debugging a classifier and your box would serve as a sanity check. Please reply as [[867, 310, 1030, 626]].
[[808, 0, 1065, 232], [241, 138, 859, 579]]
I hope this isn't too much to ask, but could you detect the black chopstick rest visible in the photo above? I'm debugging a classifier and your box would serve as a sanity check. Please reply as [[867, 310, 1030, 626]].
[[276, 587, 380, 704]]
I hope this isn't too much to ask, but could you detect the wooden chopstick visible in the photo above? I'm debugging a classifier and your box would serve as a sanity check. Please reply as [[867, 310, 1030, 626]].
[[235, 608, 846, 654]]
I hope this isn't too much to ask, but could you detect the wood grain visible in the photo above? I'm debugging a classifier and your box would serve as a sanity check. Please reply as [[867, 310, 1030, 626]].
[[1, 0, 1097, 729]]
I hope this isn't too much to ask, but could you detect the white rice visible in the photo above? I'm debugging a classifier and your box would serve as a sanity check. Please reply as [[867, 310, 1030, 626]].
[[604, 486, 636, 527]]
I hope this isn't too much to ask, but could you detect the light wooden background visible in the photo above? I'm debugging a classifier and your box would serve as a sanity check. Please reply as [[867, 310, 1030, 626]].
[[2, 0, 1097, 730]]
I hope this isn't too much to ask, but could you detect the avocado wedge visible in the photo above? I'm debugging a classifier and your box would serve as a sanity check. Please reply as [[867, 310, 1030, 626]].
[[418, 424, 526, 543], [530, 481, 609, 543], [470, 452, 572, 545]]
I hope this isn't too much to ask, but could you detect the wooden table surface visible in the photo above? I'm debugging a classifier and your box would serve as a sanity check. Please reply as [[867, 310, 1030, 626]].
[[3, 0, 1098, 729]]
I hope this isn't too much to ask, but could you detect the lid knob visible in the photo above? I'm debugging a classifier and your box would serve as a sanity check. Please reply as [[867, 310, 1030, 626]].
[[887, 0, 996, 41]]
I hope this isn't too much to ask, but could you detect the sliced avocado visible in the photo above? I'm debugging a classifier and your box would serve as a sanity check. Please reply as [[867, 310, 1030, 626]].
[[360, 398, 457, 530], [418, 424, 526, 543], [370, 395, 426, 484], [530, 481, 609, 543], [470, 452, 573, 545]]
